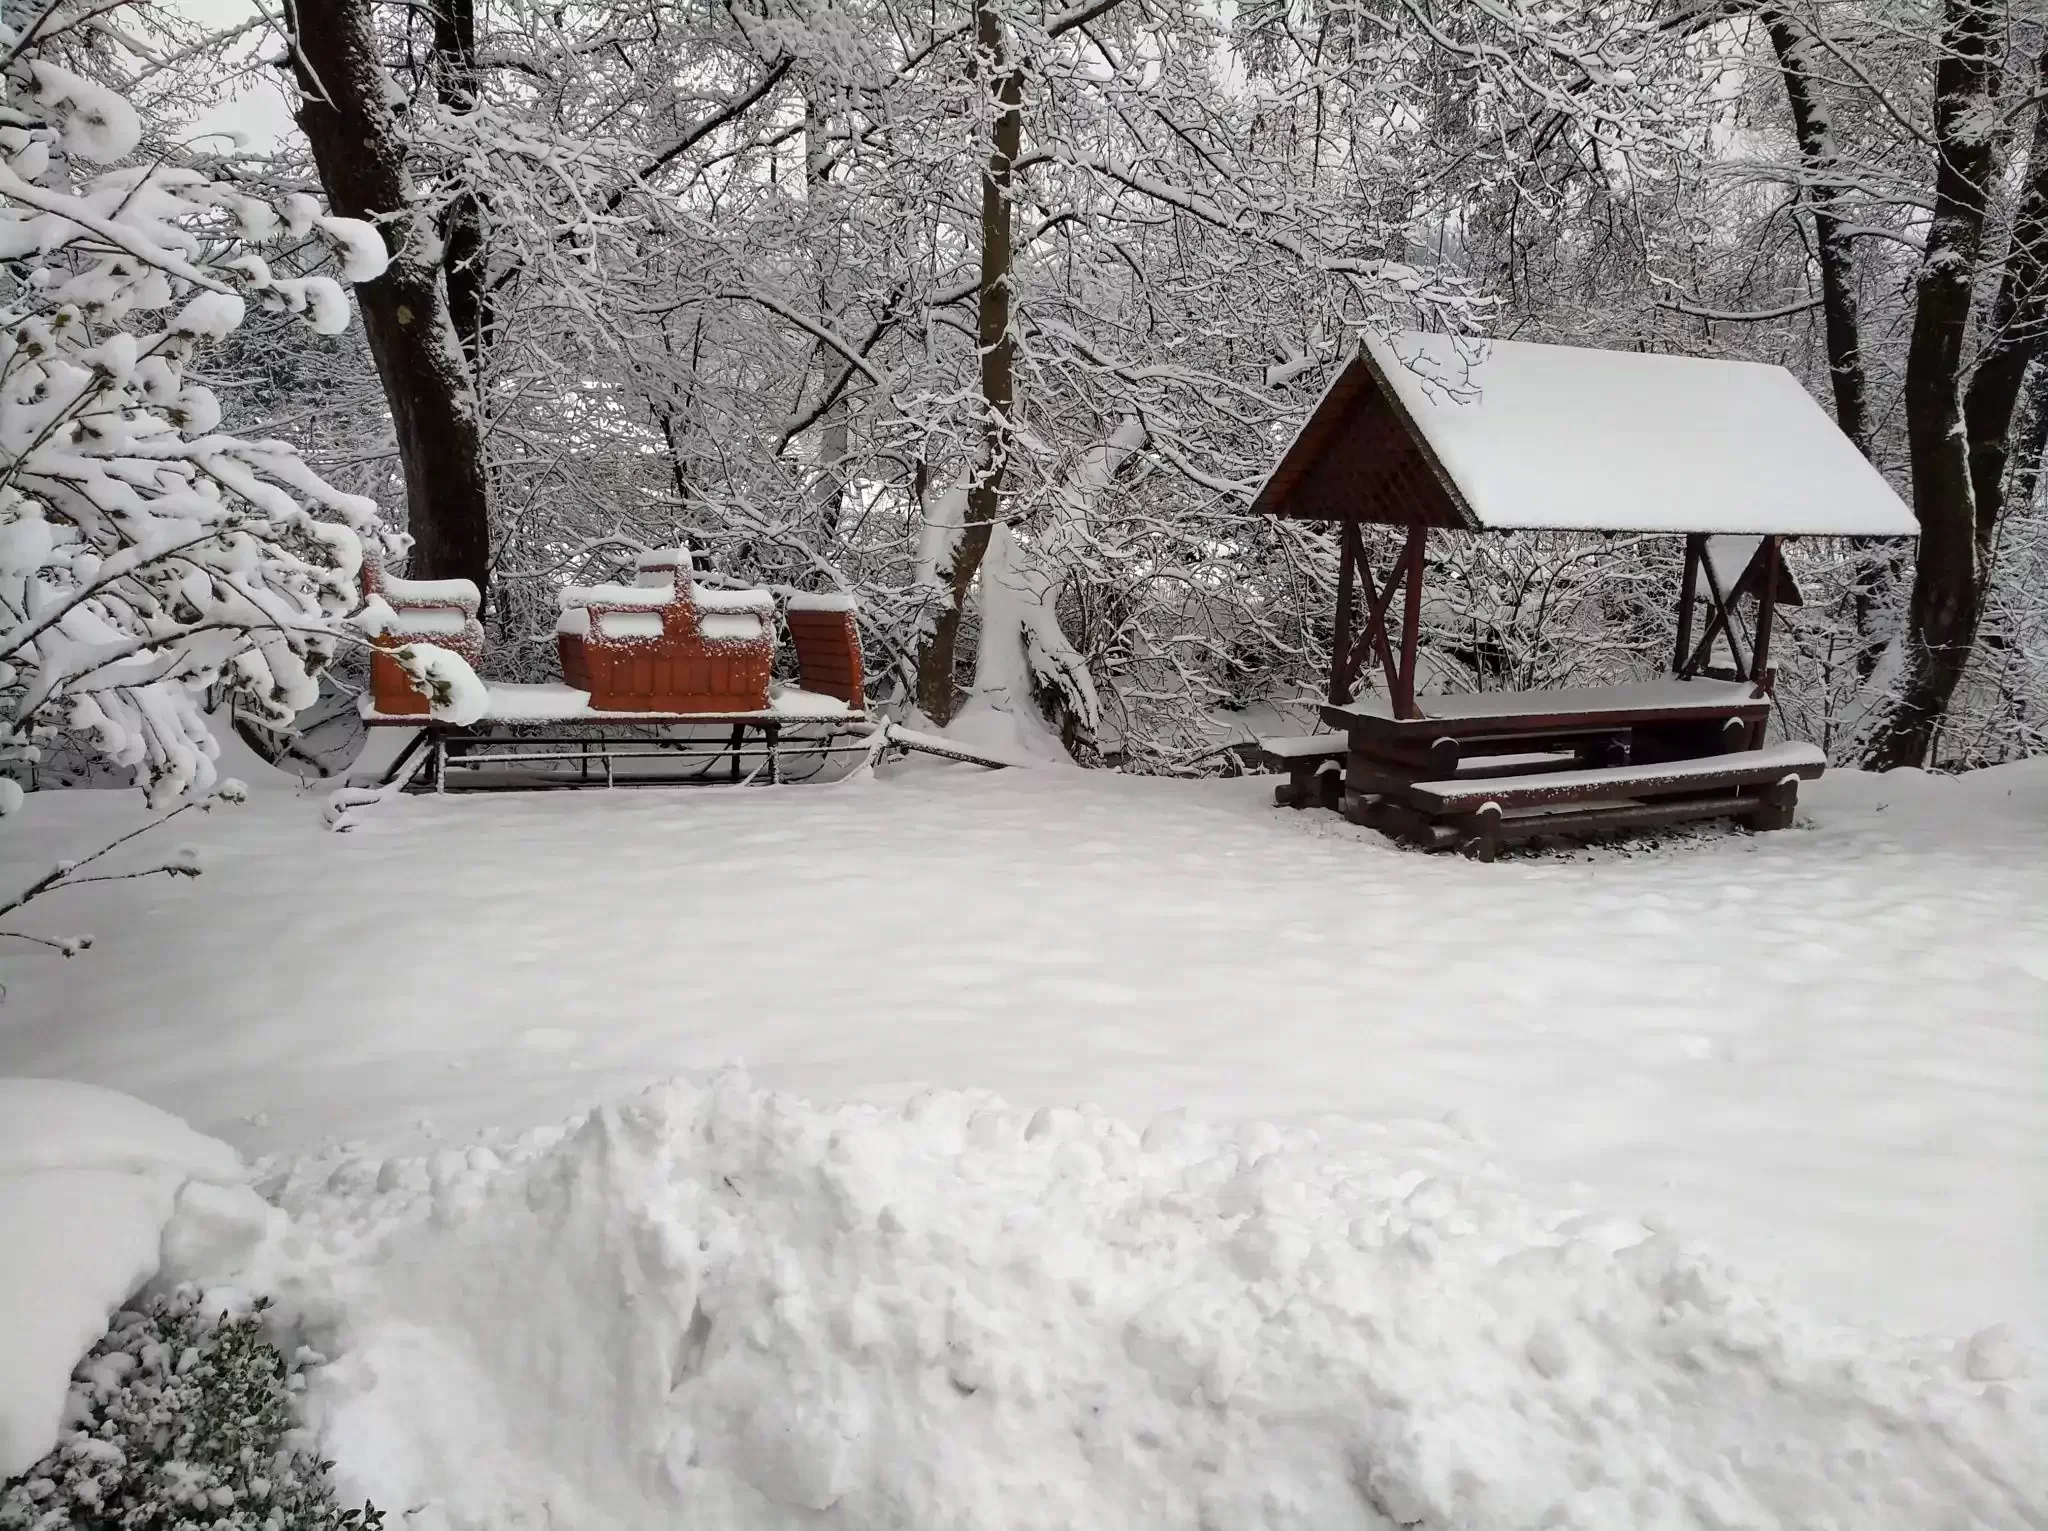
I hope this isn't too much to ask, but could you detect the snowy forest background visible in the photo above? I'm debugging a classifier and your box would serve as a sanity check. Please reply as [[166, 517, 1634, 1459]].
[[3, 0, 2046, 795]]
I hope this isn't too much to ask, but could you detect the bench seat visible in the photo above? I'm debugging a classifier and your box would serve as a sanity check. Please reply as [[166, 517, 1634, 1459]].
[[1258, 734, 1348, 809], [1403, 740, 1824, 814], [1257, 733, 1347, 761]]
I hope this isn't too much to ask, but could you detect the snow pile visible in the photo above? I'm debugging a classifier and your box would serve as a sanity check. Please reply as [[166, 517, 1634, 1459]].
[[0, 1079, 270, 1480], [264, 1074, 2042, 1531]]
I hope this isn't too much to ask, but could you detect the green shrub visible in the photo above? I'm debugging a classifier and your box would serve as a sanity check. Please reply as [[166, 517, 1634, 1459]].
[[0, 1288, 382, 1531]]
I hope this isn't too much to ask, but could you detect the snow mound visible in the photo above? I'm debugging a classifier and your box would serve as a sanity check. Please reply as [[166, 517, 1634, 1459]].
[[273, 1075, 2043, 1531], [0, 1077, 243, 1181], [939, 697, 1079, 767], [0, 1079, 261, 1480]]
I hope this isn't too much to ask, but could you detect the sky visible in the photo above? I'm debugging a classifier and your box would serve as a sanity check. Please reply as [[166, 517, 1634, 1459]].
[[175, 0, 298, 154]]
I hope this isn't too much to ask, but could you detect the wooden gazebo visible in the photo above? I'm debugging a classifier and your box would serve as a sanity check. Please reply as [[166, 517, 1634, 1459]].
[[1252, 331, 1917, 857]]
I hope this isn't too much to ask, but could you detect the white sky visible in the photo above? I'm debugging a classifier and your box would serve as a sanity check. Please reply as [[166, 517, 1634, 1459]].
[[174, 0, 299, 154]]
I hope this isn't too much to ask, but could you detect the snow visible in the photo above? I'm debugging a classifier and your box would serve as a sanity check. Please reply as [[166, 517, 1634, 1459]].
[[1410, 741, 1825, 804], [364, 603, 475, 637], [369, 681, 858, 723], [560, 581, 677, 609], [698, 613, 766, 641], [1703, 534, 1763, 593], [1360, 332, 1920, 537], [0, 1080, 250, 1479], [1335, 675, 1764, 723], [695, 588, 776, 614], [3, 763, 2044, 1525], [242, 1075, 2039, 1531], [1257, 734, 1348, 759], [379, 574, 482, 611], [593, 609, 666, 639], [786, 592, 858, 613]]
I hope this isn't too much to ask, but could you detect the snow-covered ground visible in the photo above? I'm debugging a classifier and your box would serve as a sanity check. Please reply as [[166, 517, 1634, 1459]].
[[2, 755, 2044, 1526]]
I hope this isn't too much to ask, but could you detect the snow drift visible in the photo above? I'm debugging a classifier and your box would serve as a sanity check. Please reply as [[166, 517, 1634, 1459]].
[[256, 1073, 2042, 1531]]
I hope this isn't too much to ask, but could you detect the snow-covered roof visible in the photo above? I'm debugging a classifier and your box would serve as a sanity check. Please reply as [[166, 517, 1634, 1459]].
[[1252, 331, 1918, 538]]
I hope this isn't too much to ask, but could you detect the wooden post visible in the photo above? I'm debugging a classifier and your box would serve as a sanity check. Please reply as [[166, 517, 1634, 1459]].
[[1396, 524, 1426, 719], [1673, 534, 1702, 676], [1752, 535, 1780, 690], [1329, 518, 1357, 705]]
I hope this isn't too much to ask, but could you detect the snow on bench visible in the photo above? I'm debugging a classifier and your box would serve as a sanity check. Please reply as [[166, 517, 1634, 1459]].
[[1257, 734, 1347, 761], [1405, 741, 1825, 815]]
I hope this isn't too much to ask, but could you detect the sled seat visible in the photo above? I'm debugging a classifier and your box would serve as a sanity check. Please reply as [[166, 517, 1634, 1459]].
[[556, 549, 775, 714], [359, 548, 485, 718], [784, 593, 865, 711]]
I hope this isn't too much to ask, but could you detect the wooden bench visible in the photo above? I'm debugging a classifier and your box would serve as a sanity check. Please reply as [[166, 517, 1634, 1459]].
[[1264, 736, 1583, 811], [1258, 734, 1347, 809], [1377, 741, 1825, 860]]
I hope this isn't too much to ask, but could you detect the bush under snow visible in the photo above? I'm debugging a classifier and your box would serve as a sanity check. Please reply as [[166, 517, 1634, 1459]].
[[0, 1289, 383, 1531]]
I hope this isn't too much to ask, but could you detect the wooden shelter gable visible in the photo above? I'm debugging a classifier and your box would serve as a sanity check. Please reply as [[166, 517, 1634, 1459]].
[[1249, 355, 1474, 529]]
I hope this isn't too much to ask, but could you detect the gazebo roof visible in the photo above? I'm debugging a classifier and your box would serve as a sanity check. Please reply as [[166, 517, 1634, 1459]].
[[1250, 331, 1918, 538]]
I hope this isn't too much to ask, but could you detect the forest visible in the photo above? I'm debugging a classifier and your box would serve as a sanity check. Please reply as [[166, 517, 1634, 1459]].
[[2, 0, 2047, 792]]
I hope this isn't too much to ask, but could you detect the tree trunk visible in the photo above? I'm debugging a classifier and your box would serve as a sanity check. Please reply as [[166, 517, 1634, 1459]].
[[289, 0, 492, 602], [914, 0, 1020, 723], [1761, 6, 1897, 683], [1762, 8, 1871, 457], [431, 0, 492, 378], [1862, 0, 2004, 769], [805, 93, 850, 541], [1961, 50, 2048, 551]]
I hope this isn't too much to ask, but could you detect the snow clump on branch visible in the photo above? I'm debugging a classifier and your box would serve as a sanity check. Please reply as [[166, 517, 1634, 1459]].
[[0, 10, 399, 805]]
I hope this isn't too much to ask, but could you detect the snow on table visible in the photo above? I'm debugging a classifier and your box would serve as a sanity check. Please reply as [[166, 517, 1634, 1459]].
[[1361, 330, 1920, 536], [1256, 732, 1348, 759], [1333, 675, 1766, 724]]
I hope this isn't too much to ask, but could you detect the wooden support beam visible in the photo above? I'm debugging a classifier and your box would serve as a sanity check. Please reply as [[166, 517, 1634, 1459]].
[[1673, 534, 1702, 675], [1353, 530, 1406, 702], [1752, 535, 1780, 690], [1691, 543, 1752, 679], [1396, 524, 1426, 719], [1328, 519, 1357, 705]]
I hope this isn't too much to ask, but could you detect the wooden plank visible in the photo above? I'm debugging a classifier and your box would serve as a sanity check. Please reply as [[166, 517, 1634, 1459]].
[[1328, 693, 1767, 742], [1462, 792, 1773, 847], [1404, 742, 1824, 814], [1329, 518, 1356, 704], [1258, 734, 1348, 762], [1396, 525, 1425, 719], [1353, 794, 1462, 849], [1752, 534, 1780, 688], [1673, 533, 1702, 675]]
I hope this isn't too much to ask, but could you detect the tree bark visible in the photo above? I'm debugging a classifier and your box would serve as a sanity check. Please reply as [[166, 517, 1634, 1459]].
[[431, 0, 492, 378], [1961, 50, 2048, 550], [915, 0, 1021, 723], [1862, 0, 2004, 769], [804, 92, 850, 541], [288, 0, 492, 602], [1761, 8, 1872, 457]]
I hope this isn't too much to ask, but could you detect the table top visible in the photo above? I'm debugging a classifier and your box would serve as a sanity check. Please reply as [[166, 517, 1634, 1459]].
[[1324, 677, 1769, 738]]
